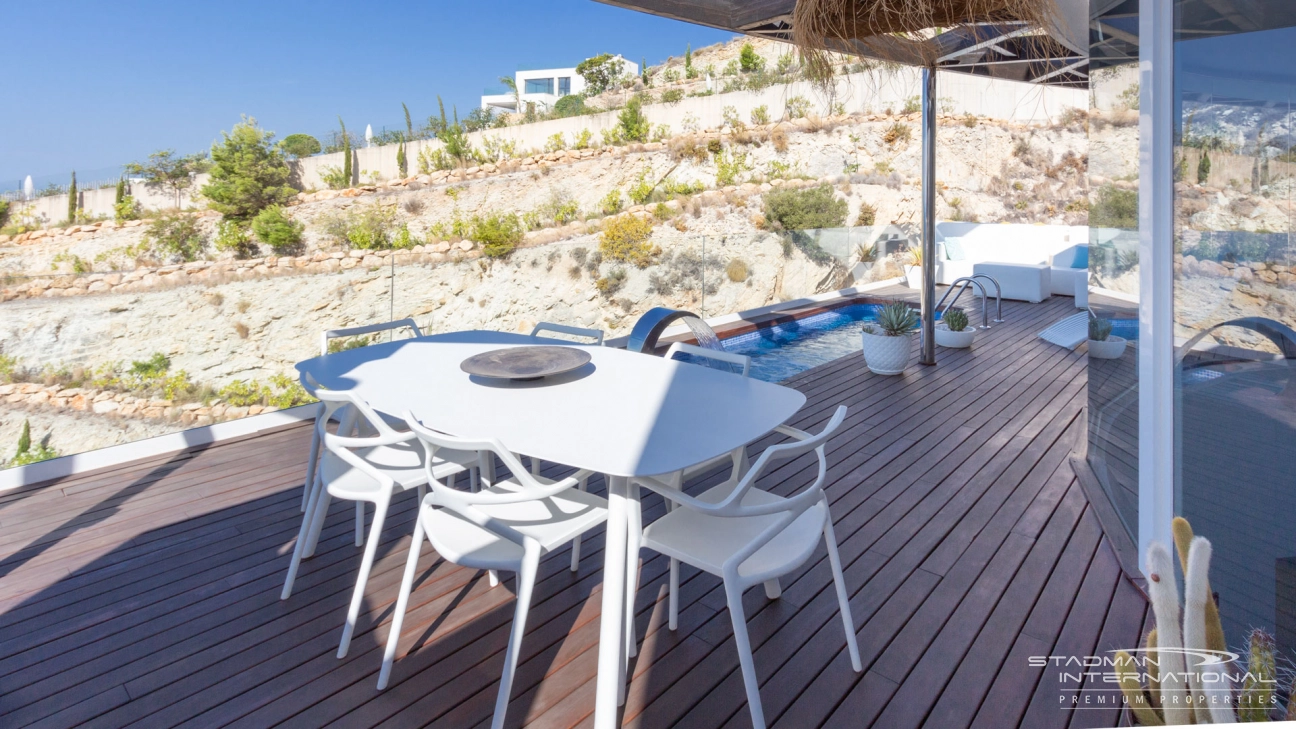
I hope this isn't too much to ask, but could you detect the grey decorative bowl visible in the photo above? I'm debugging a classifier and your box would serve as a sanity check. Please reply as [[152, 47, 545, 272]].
[[460, 346, 592, 381]]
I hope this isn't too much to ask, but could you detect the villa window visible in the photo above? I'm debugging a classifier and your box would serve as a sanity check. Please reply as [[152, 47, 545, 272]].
[[524, 78, 554, 95], [558, 77, 571, 96]]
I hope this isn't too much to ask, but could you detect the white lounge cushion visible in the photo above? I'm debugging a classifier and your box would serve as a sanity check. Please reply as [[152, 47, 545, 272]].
[[973, 261, 1051, 303]]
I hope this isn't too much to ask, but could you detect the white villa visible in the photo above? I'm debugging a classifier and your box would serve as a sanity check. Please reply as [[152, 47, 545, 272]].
[[481, 56, 639, 113]]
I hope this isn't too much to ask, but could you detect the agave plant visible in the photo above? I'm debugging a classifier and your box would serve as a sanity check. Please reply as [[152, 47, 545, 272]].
[[904, 247, 923, 267], [1089, 316, 1113, 342], [943, 309, 969, 332], [874, 301, 918, 336]]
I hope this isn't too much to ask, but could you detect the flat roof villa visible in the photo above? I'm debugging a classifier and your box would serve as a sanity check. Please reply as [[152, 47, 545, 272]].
[[2, 1, 1296, 728], [482, 56, 640, 113]]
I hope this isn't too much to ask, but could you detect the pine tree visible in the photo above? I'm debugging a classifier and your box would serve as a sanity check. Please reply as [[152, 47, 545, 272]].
[[67, 171, 78, 222], [114, 177, 126, 205], [339, 117, 352, 186]]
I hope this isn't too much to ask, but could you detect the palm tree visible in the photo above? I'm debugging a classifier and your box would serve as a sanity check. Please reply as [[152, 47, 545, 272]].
[[499, 76, 520, 114]]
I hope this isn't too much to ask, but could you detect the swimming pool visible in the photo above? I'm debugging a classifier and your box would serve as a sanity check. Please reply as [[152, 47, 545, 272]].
[[716, 303, 933, 382]]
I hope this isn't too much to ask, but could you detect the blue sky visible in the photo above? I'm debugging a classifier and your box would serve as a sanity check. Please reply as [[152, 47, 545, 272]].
[[0, 0, 733, 189]]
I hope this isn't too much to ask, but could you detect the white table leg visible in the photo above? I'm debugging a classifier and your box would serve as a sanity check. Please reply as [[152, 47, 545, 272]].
[[594, 474, 629, 728]]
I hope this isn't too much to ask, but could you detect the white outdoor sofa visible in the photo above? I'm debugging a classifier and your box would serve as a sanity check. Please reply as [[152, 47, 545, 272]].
[[934, 222, 1089, 302]]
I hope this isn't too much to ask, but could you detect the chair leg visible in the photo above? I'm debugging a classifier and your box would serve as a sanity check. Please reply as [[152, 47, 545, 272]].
[[824, 521, 862, 671], [378, 514, 426, 689], [763, 579, 782, 599], [625, 484, 642, 660], [302, 485, 331, 558], [354, 502, 365, 547], [417, 483, 426, 504], [569, 476, 588, 572], [491, 548, 540, 729], [725, 581, 766, 729], [302, 427, 321, 512], [338, 497, 388, 658], [489, 570, 499, 587], [282, 470, 326, 600], [668, 558, 679, 630]]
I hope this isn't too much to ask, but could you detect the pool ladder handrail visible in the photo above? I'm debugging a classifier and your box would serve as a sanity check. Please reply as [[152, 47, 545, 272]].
[[934, 274, 1004, 330]]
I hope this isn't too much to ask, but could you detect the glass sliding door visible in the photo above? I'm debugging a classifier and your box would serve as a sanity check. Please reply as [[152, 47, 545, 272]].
[[1173, 2, 1296, 660]]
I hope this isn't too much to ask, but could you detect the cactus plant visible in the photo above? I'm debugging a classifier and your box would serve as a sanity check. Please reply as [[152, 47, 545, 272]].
[[943, 309, 969, 332], [1239, 629, 1276, 722], [875, 301, 918, 336], [1089, 315, 1113, 342]]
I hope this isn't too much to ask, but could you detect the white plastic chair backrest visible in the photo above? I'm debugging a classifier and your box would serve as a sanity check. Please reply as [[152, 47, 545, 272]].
[[665, 342, 751, 377], [530, 322, 604, 345], [321, 318, 423, 356], [314, 388, 414, 490], [403, 410, 591, 548], [645, 405, 847, 521]]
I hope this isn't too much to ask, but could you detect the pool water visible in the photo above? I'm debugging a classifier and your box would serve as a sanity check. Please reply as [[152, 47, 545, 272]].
[[715, 303, 932, 382]]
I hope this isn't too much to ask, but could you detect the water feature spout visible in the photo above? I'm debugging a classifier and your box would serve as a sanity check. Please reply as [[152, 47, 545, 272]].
[[626, 307, 725, 354]]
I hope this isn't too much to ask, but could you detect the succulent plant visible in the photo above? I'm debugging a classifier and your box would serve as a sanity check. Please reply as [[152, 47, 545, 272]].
[[1089, 315, 1113, 342], [943, 309, 969, 332], [905, 247, 923, 267], [873, 301, 917, 337]]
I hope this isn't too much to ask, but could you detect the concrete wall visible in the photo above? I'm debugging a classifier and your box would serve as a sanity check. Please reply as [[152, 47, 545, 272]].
[[10, 175, 210, 226], [15, 67, 1086, 225]]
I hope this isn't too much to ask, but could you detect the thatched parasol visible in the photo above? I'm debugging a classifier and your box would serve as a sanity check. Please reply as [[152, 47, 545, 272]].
[[792, 0, 1068, 71]]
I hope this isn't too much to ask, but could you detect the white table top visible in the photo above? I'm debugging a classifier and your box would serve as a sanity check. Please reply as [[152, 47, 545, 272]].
[[295, 331, 806, 478]]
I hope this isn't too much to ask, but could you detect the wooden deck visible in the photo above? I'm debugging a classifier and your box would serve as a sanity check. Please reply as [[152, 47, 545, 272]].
[[0, 293, 1149, 729]]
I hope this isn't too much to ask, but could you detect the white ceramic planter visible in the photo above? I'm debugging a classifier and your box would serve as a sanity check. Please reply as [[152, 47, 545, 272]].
[[861, 331, 913, 375], [1088, 336, 1127, 359], [935, 323, 976, 348], [905, 266, 923, 289]]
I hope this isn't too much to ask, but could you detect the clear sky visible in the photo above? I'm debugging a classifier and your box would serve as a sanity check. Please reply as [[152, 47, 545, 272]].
[[0, 0, 733, 190]]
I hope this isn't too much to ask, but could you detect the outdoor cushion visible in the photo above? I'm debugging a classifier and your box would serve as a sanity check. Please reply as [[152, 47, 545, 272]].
[[943, 237, 966, 261]]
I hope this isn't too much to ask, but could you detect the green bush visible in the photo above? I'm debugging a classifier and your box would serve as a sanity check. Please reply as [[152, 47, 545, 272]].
[[715, 149, 750, 187], [471, 211, 524, 258], [279, 134, 321, 158], [1197, 149, 1211, 184], [576, 54, 626, 95], [600, 214, 658, 267], [763, 184, 848, 231], [618, 96, 650, 143], [600, 189, 624, 216], [114, 196, 140, 223], [595, 267, 627, 297], [218, 373, 313, 409], [0, 200, 10, 229], [201, 116, 297, 221], [5, 420, 59, 468], [1090, 184, 1137, 230], [628, 170, 656, 205], [214, 219, 257, 258], [137, 211, 208, 262], [320, 205, 397, 250], [751, 105, 771, 125], [251, 205, 304, 253], [785, 95, 811, 119], [553, 95, 587, 118], [660, 89, 684, 104]]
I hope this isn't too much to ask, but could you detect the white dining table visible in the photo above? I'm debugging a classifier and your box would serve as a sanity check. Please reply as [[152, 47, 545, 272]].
[[296, 330, 806, 727]]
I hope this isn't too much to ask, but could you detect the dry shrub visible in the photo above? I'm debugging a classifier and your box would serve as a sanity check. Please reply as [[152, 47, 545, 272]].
[[234, 321, 250, 339], [883, 122, 911, 145], [669, 134, 709, 163], [770, 126, 789, 152], [726, 259, 749, 282]]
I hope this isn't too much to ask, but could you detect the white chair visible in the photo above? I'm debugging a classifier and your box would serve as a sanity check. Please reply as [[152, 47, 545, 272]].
[[280, 388, 480, 660], [529, 321, 604, 346], [379, 412, 608, 729], [633, 406, 860, 729], [300, 318, 424, 514]]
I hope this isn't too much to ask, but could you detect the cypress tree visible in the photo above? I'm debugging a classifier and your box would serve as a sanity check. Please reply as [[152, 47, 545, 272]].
[[67, 171, 77, 222], [339, 117, 352, 186], [396, 139, 408, 178], [114, 176, 125, 205], [438, 96, 447, 132], [402, 102, 413, 140], [17, 419, 31, 457], [1198, 149, 1211, 185]]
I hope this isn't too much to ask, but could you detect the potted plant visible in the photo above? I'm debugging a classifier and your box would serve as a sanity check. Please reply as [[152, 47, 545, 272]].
[[903, 248, 923, 289], [1087, 315, 1127, 359], [861, 301, 918, 375], [935, 308, 976, 348]]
